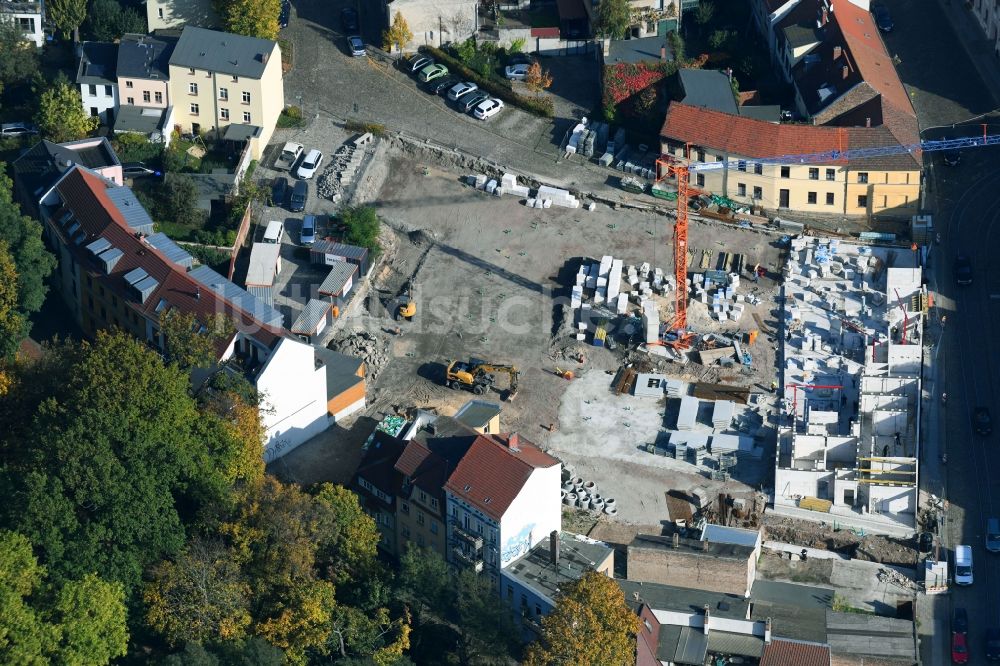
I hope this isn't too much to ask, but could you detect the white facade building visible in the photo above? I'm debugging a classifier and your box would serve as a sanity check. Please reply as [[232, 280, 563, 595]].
[[76, 42, 119, 125], [1, 0, 45, 47]]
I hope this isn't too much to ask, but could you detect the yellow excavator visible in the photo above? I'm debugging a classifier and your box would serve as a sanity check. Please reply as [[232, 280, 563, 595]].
[[395, 280, 416, 321], [444, 358, 519, 401]]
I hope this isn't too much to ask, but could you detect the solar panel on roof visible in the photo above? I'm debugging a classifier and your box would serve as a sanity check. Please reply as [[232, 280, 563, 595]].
[[124, 267, 148, 285], [87, 237, 112, 255]]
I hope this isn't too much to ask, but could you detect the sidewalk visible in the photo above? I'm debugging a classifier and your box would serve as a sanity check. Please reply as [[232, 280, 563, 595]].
[[937, 0, 1000, 109]]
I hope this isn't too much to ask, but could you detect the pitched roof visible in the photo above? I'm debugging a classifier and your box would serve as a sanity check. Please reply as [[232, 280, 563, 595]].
[[76, 42, 118, 86], [170, 26, 277, 79], [313, 347, 364, 400], [353, 431, 406, 508], [117, 33, 177, 80], [50, 167, 283, 353], [678, 69, 738, 115], [761, 639, 832, 666], [444, 433, 557, 521]]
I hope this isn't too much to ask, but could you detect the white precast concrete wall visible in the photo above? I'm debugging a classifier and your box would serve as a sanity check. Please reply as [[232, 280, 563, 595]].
[[257, 338, 331, 462], [499, 463, 561, 566]]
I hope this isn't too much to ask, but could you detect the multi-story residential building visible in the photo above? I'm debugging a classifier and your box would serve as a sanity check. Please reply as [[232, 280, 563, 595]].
[[146, 0, 218, 31], [168, 26, 283, 160], [117, 33, 176, 110], [11, 137, 122, 218], [0, 0, 45, 47], [659, 102, 920, 218], [76, 42, 118, 124]]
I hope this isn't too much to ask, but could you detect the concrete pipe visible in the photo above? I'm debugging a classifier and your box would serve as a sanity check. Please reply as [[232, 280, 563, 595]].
[[563, 482, 575, 492], [604, 498, 617, 509], [563, 493, 577, 506], [604, 506, 618, 516], [573, 477, 583, 486], [584, 481, 597, 494], [576, 495, 589, 508], [590, 498, 605, 511]]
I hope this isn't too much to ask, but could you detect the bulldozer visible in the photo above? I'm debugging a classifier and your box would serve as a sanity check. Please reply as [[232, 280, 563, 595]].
[[444, 358, 519, 400]]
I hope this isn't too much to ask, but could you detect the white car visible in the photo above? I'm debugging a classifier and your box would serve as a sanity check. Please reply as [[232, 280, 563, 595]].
[[447, 81, 478, 101], [505, 64, 530, 80], [296, 149, 323, 179], [473, 98, 504, 120]]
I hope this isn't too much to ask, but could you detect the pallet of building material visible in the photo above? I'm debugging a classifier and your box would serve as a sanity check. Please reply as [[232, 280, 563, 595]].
[[676, 396, 699, 431], [712, 400, 736, 428], [692, 382, 750, 405], [613, 366, 637, 395], [697, 345, 737, 365], [798, 496, 833, 513]]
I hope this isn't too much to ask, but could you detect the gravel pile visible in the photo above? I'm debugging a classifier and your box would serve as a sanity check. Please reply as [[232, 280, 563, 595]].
[[317, 143, 364, 202], [329, 329, 390, 384]]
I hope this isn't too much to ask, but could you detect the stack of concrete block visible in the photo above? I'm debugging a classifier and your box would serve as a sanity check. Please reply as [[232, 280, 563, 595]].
[[583, 130, 596, 157], [607, 259, 622, 301], [586, 263, 598, 289], [485, 179, 498, 194], [642, 300, 659, 344], [616, 292, 628, 314], [627, 265, 639, 287], [501, 172, 530, 198], [676, 396, 699, 431], [565, 123, 587, 154], [474, 174, 487, 189], [713, 401, 735, 429], [571, 285, 583, 309], [536, 185, 580, 208]]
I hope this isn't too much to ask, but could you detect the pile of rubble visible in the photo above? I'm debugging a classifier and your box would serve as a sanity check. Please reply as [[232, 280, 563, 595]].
[[317, 134, 373, 203], [329, 328, 390, 384]]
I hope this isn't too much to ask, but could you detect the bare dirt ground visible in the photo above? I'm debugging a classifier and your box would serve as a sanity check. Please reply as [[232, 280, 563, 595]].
[[764, 513, 919, 567]]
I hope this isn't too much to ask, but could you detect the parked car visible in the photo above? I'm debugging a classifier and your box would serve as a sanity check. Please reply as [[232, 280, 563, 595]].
[[987, 518, 1000, 553], [953, 607, 969, 635], [974, 406, 992, 437], [457, 90, 490, 113], [279, 0, 290, 28], [987, 628, 1000, 660], [289, 180, 307, 212], [348, 35, 365, 58], [507, 52, 532, 66], [917, 531, 933, 554], [472, 98, 504, 120], [954, 253, 972, 286], [270, 176, 289, 207], [408, 55, 434, 74], [296, 149, 323, 179], [943, 146, 961, 166], [505, 63, 530, 80], [0, 122, 38, 137], [418, 64, 448, 83], [341, 7, 359, 32], [122, 162, 161, 178], [447, 81, 478, 101], [952, 631, 969, 664], [424, 75, 458, 95], [300, 214, 317, 245], [871, 2, 893, 32]]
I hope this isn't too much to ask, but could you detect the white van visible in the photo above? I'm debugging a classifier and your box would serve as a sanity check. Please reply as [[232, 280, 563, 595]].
[[955, 545, 974, 585], [263, 220, 284, 244]]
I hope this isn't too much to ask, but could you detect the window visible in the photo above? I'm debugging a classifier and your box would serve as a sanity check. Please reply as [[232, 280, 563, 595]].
[[857, 172, 869, 183], [714, 154, 723, 162], [737, 183, 746, 196], [696, 173, 705, 187], [155, 91, 163, 103], [242, 111, 251, 123], [219, 87, 228, 101], [754, 162, 763, 175], [88, 84, 97, 96], [809, 168, 819, 180], [419, 490, 427, 502], [807, 192, 817, 204], [753, 186, 763, 199], [126, 97, 134, 105], [780, 166, 790, 178], [826, 192, 835, 205], [431, 498, 439, 509], [242, 91, 251, 104], [232, 75, 239, 82], [17, 17, 34, 32], [451, 505, 457, 517], [737, 160, 746, 172], [696, 149, 705, 161], [507, 585, 513, 601], [825, 168, 836, 181], [430, 522, 438, 535], [401, 502, 409, 514], [104, 85, 113, 96], [189, 82, 198, 95], [520, 594, 527, 608], [190, 103, 199, 114], [125, 80, 133, 88], [535, 604, 542, 617], [857, 194, 868, 208], [417, 512, 424, 526], [142, 91, 150, 103], [220, 108, 229, 121], [158, 7, 163, 18], [401, 526, 410, 538], [188, 68, 195, 75]]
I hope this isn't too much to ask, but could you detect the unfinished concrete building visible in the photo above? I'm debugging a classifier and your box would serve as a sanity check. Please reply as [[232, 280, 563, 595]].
[[774, 237, 923, 536]]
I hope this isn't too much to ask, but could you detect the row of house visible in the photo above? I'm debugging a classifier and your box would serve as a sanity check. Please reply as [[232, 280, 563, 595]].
[[659, 0, 921, 219], [10, 137, 364, 462], [76, 26, 282, 160]]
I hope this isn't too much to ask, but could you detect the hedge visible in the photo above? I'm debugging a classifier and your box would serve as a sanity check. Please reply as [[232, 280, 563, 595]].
[[420, 45, 554, 118]]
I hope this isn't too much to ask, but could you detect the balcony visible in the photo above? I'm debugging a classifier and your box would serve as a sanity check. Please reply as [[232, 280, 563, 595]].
[[451, 523, 484, 550], [452, 547, 484, 573]]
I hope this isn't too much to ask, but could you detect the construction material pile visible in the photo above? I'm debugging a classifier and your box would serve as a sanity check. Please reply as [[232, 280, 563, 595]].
[[329, 328, 390, 384], [317, 134, 372, 202]]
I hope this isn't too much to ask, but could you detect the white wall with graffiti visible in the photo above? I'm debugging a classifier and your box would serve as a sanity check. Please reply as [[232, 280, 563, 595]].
[[499, 464, 562, 568], [258, 337, 331, 463]]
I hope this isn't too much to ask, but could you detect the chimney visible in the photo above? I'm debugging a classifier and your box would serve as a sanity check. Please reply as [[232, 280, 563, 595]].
[[195, 286, 201, 300], [865, 117, 871, 128], [833, 45, 842, 59], [765, 617, 773, 644], [703, 605, 711, 635], [602, 37, 610, 57], [842, 65, 849, 79], [507, 432, 521, 451], [262, 52, 269, 65], [672, 532, 680, 548], [549, 530, 559, 565], [660, 46, 666, 62]]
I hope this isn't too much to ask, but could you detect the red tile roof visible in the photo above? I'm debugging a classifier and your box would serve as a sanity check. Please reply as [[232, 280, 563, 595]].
[[444, 433, 558, 521], [761, 639, 831, 666], [51, 167, 282, 351]]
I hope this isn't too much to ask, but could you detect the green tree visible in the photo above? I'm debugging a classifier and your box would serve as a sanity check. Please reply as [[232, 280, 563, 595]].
[[594, 0, 632, 40], [36, 81, 99, 142], [216, 0, 281, 40], [47, 0, 88, 41], [397, 544, 452, 614], [694, 0, 715, 26], [0, 531, 128, 665], [454, 570, 519, 663], [382, 12, 413, 53], [0, 21, 40, 101], [523, 571, 640, 666], [313, 483, 381, 583], [159, 308, 235, 370], [341, 206, 382, 257], [0, 242, 27, 360], [163, 638, 286, 666], [85, 0, 146, 42]]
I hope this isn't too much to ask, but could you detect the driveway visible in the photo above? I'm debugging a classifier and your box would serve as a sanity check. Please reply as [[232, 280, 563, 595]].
[[281, 0, 611, 190]]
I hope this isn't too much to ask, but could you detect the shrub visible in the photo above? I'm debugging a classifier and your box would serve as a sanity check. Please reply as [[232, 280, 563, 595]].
[[344, 120, 387, 137], [341, 206, 382, 258], [276, 106, 305, 128]]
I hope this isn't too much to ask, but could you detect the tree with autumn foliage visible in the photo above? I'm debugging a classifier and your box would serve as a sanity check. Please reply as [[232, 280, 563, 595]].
[[383, 12, 413, 53], [215, 0, 281, 40], [524, 61, 553, 98], [593, 0, 632, 40], [524, 571, 641, 666], [159, 308, 235, 371], [0, 241, 26, 361]]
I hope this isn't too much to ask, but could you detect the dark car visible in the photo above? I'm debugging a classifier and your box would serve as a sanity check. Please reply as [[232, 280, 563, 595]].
[[871, 2, 893, 32], [954, 254, 973, 286], [507, 52, 533, 66], [122, 162, 161, 178], [974, 407, 992, 436], [424, 75, 459, 95], [279, 0, 290, 28], [458, 90, 490, 113], [341, 7, 359, 32], [943, 148, 961, 167], [953, 607, 969, 635], [917, 531, 933, 554], [987, 628, 1000, 660], [289, 180, 307, 213], [270, 176, 289, 207]]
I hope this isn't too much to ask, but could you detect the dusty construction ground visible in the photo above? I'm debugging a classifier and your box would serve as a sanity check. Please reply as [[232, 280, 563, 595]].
[[277, 148, 789, 500]]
